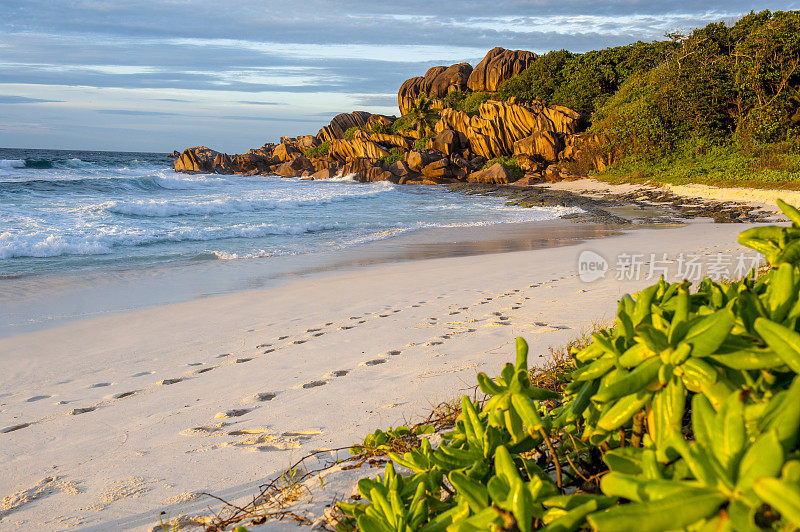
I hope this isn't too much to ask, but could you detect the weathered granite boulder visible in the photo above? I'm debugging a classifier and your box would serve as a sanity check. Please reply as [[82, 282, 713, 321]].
[[274, 156, 313, 177], [168, 150, 180, 158], [316, 112, 395, 142], [274, 142, 301, 163], [388, 160, 413, 177], [513, 131, 564, 162], [406, 150, 443, 173], [431, 129, 468, 156], [353, 129, 412, 150], [341, 158, 396, 183], [311, 157, 339, 172], [328, 139, 390, 161], [467, 47, 536, 92], [212, 153, 234, 174], [421, 158, 452, 179], [435, 100, 581, 159], [398, 63, 473, 115], [312, 167, 339, 179], [466, 162, 511, 184], [174, 147, 220, 173], [449, 154, 470, 179], [232, 152, 273, 174]]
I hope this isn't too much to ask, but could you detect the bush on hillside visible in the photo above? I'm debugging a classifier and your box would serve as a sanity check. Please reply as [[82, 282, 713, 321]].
[[304, 141, 330, 158], [484, 156, 524, 180]]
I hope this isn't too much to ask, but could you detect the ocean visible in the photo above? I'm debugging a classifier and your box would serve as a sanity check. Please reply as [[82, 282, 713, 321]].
[[0, 147, 586, 336], [0, 148, 581, 278]]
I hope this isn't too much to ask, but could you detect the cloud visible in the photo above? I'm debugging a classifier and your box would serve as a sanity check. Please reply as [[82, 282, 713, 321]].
[[237, 100, 284, 105], [350, 94, 398, 107], [0, 95, 63, 104], [96, 109, 180, 116]]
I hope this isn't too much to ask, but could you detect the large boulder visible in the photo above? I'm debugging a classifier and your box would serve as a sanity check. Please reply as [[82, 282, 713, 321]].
[[273, 156, 314, 177], [316, 112, 395, 142], [174, 146, 220, 173], [274, 142, 301, 162], [513, 131, 564, 162], [353, 129, 412, 150], [467, 47, 536, 92], [397, 63, 473, 115], [431, 129, 468, 156], [328, 139, 390, 161], [341, 158, 396, 183], [311, 167, 339, 179], [435, 100, 581, 159], [406, 150, 444, 173], [467, 163, 511, 184], [420, 158, 453, 179]]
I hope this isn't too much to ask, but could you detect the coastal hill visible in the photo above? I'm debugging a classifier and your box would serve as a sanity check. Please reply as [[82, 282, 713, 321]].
[[175, 10, 800, 189]]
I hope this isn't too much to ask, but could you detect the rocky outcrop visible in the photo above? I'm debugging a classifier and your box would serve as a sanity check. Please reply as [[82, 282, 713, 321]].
[[316, 112, 395, 142], [353, 130, 411, 150], [341, 158, 396, 183], [398, 63, 473, 115], [513, 131, 563, 163], [467, 163, 511, 184], [435, 99, 581, 159], [174, 147, 221, 173], [431, 129, 468, 156], [467, 47, 536, 92], [328, 139, 390, 161]]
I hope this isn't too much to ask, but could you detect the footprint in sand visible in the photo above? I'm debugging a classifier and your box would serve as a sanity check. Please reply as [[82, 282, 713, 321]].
[[263, 348, 275, 354], [511, 306, 521, 310], [379, 314, 389, 318], [235, 357, 253, 363], [362, 359, 386, 366], [187, 362, 203, 367], [392, 309, 401, 313], [217, 353, 231, 358], [132, 371, 154, 377], [256, 343, 272, 348], [90, 382, 111, 388], [357, 320, 367, 324], [26, 395, 51, 402], [2, 423, 30, 433], [292, 340, 307, 345], [303, 380, 327, 389], [196, 367, 215, 374], [307, 328, 321, 332], [325, 322, 333, 326], [411, 304, 421, 308], [427, 341, 443, 346], [69, 407, 96, 415], [449, 311, 460, 315], [349, 316, 361, 320], [254, 392, 277, 402], [340, 325, 353, 330], [214, 409, 252, 419], [277, 335, 289, 340], [114, 391, 137, 399], [158, 378, 183, 386], [312, 332, 324, 337], [328, 369, 350, 377], [387, 350, 401, 356]]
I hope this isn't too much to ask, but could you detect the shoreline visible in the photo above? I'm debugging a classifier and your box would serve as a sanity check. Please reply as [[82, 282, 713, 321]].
[[0, 216, 767, 531]]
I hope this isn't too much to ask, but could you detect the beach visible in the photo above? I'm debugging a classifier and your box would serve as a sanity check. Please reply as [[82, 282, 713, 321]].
[[0, 201, 767, 530]]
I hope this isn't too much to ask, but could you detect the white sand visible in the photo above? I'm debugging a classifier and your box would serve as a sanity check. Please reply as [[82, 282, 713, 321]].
[[0, 216, 766, 530]]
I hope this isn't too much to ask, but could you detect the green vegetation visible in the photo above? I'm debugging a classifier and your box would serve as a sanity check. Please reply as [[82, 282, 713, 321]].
[[406, 94, 439, 137], [304, 141, 330, 158], [390, 115, 415, 135], [338, 200, 800, 531], [344, 127, 360, 141], [380, 147, 406, 167], [350, 425, 434, 458], [484, 156, 524, 180], [498, 10, 800, 188], [441, 91, 492, 116], [414, 136, 432, 151]]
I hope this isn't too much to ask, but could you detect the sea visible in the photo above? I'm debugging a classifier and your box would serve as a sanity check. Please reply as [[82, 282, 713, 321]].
[[0, 147, 583, 335]]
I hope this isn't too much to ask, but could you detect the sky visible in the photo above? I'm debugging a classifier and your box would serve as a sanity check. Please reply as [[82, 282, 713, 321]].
[[1, 1, 799, 153]]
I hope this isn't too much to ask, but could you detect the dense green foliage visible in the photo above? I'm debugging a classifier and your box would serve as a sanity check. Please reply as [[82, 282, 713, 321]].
[[380, 147, 406, 167], [304, 141, 330, 158], [390, 115, 415, 135], [441, 91, 492, 116], [406, 94, 439, 137], [497, 43, 673, 114], [483, 156, 524, 180], [593, 11, 800, 161], [414, 136, 431, 151], [338, 200, 800, 531]]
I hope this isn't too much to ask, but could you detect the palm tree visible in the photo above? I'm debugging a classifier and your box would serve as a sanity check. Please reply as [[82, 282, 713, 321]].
[[406, 94, 439, 137]]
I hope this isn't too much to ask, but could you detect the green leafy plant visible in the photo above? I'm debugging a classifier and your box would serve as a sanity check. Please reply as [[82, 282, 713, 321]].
[[338, 200, 800, 532], [304, 141, 330, 158], [350, 425, 434, 458], [406, 94, 439, 137], [413, 137, 431, 151], [344, 127, 360, 141], [380, 147, 406, 167], [483, 156, 524, 180]]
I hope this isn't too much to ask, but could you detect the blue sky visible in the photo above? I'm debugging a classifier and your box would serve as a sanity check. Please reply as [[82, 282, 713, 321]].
[[1, 1, 798, 153]]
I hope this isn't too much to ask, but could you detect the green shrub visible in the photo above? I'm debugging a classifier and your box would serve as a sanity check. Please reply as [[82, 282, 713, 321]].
[[344, 126, 360, 141], [484, 156, 524, 180], [390, 115, 415, 135], [414, 136, 431, 150], [364, 121, 388, 135], [441, 90, 492, 116], [380, 147, 405, 166], [338, 200, 800, 532], [304, 141, 330, 158]]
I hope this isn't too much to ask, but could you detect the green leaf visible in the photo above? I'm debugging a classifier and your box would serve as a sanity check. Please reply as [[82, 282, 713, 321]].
[[683, 309, 735, 357], [754, 318, 800, 373], [737, 430, 783, 489], [586, 491, 725, 532], [754, 478, 800, 526]]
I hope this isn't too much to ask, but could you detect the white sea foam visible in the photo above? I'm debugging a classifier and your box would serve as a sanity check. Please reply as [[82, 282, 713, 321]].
[[0, 159, 25, 169], [0, 222, 338, 259]]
